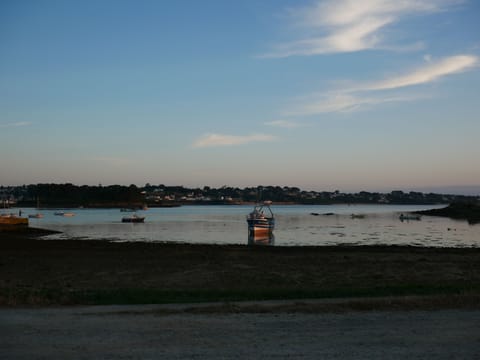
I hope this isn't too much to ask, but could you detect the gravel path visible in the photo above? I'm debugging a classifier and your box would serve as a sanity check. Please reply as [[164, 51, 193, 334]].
[[2, 303, 480, 359]]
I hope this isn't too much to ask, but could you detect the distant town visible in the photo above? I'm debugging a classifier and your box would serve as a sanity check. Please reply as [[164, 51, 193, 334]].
[[1, 183, 479, 209]]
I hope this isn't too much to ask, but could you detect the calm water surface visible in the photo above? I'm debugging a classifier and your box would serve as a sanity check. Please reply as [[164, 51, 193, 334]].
[[23, 204, 479, 247]]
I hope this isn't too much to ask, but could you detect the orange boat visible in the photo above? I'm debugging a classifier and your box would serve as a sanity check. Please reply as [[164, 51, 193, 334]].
[[0, 214, 29, 226]]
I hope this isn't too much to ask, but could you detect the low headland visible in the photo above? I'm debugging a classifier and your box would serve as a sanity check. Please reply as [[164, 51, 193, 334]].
[[416, 201, 480, 224]]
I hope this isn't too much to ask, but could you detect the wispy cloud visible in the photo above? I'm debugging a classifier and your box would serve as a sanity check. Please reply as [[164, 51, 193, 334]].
[[262, 0, 462, 58], [0, 121, 32, 128], [285, 54, 479, 115], [264, 120, 304, 128], [285, 93, 426, 115], [193, 133, 277, 148]]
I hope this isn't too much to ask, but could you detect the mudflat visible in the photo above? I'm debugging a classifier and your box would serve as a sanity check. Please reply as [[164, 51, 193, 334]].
[[1, 229, 479, 306]]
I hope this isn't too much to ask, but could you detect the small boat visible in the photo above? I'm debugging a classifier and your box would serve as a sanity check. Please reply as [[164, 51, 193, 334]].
[[122, 214, 145, 223], [29, 198, 43, 219], [0, 214, 28, 226], [399, 213, 422, 221], [28, 197, 43, 219], [351, 214, 366, 219], [247, 201, 275, 236], [54, 211, 75, 217]]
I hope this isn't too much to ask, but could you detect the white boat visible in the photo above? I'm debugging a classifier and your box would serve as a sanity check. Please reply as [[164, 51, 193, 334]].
[[122, 214, 145, 223], [247, 201, 275, 236], [29, 197, 43, 219]]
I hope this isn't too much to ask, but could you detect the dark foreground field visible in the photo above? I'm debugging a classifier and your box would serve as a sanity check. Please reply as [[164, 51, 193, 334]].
[[1, 228, 479, 308]]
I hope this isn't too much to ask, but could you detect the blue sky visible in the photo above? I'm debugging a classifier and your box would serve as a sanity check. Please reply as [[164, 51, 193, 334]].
[[1, 0, 479, 193]]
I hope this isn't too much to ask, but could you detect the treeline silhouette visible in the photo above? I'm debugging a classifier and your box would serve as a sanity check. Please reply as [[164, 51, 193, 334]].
[[15, 184, 143, 207], [3, 183, 478, 208]]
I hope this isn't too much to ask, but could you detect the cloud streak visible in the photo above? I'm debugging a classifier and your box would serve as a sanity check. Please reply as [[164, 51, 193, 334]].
[[286, 93, 426, 115], [264, 120, 303, 128], [286, 54, 479, 115], [262, 0, 462, 58], [0, 121, 32, 128], [193, 133, 277, 148], [363, 55, 478, 91]]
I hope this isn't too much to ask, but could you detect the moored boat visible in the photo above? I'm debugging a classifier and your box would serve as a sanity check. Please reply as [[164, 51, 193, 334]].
[[54, 211, 75, 217], [29, 197, 43, 219], [0, 214, 29, 226], [122, 214, 145, 223], [247, 201, 275, 236], [399, 213, 422, 221]]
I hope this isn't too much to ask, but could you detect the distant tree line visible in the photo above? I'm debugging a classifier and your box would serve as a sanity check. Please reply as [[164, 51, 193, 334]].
[[1, 183, 478, 208], [9, 184, 143, 208]]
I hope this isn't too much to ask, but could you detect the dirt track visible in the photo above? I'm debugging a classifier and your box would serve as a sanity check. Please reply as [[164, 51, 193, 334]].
[[2, 303, 479, 359]]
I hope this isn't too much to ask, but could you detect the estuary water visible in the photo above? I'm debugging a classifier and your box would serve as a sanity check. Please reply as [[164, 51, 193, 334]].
[[22, 204, 480, 247]]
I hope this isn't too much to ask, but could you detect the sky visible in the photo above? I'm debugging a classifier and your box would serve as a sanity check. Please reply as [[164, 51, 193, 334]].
[[1, 0, 479, 194]]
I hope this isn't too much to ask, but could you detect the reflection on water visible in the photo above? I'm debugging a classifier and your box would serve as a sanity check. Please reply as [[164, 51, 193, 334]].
[[248, 233, 275, 246], [22, 204, 480, 247]]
